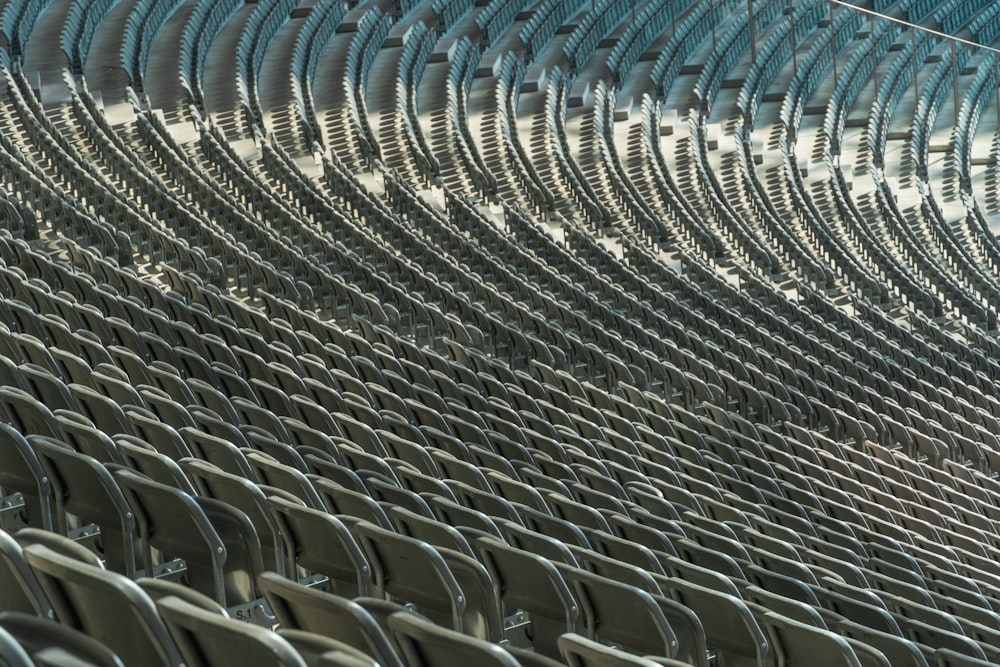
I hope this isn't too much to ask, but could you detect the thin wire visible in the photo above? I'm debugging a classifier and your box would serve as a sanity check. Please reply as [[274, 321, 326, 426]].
[[826, 0, 1000, 55]]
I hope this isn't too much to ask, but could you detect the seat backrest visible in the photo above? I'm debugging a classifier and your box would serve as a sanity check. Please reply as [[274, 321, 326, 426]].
[[0, 423, 55, 531], [558, 633, 683, 667], [556, 563, 680, 660], [761, 612, 863, 667], [23, 544, 182, 667], [156, 595, 307, 667], [277, 628, 379, 667], [0, 530, 51, 618], [28, 436, 137, 577], [352, 522, 466, 633], [389, 506, 475, 558], [837, 622, 933, 666], [0, 387, 58, 438], [114, 438, 196, 495], [265, 495, 371, 598], [114, 468, 229, 605], [310, 475, 394, 529], [15, 528, 104, 570], [387, 611, 519, 667], [182, 459, 289, 577], [246, 451, 324, 509], [257, 572, 404, 667], [0, 611, 124, 667], [474, 536, 577, 659], [659, 576, 768, 665]]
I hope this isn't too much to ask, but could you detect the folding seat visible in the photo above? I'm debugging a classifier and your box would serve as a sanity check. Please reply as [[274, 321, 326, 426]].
[[895, 617, 990, 662], [865, 563, 934, 605], [393, 463, 460, 501], [183, 460, 291, 577], [0, 387, 59, 439], [836, 619, 929, 666], [113, 469, 232, 604], [485, 472, 549, 513], [380, 369, 416, 404], [672, 535, 747, 580], [387, 611, 521, 667], [173, 347, 217, 387], [68, 384, 132, 435], [53, 413, 121, 465], [179, 428, 254, 478], [399, 358, 434, 389], [0, 528, 51, 618], [24, 544, 183, 667], [428, 495, 504, 539], [265, 496, 371, 597], [299, 451, 367, 493], [125, 412, 193, 461], [474, 536, 577, 659], [156, 595, 308, 667], [29, 436, 137, 577], [335, 446, 401, 487], [87, 364, 146, 411], [484, 431, 536, 468], [927, 587, 998, 630], [295, 355, 336, 391], [366, 477, 436, 519], [138, 331, 181, 370], [390, 506, 478, 559], [606, 513, 679, 556], [678, 518, 749, 561], [735, 526, 800, 562], [377, 431, 438, 477], [446, 479, 522, 523], [183, 379, 240, 425], [334, 412, 388, 457], [495, 518, 579, 566], [795, 544, 869, 589], [0, 422, 58, 531], [212, 362, 258, 403], [742, 561, 824, 607], [744, 580, 833, 628], [557, 632, 690, 667], [554, 562, 687, 662], [246, 451, 324, 509], [49, 348, 94, 388], [258, 573, 403, 667], [623, 484, 684, 523], [352, 522, 499, 639], [933, 648, 996, 667], [231, 396, 291, 442], [0, 608, 121, 666], [875, 590, 964, 636], [310, 477, 394, 530], [748, 547, 820, 587], [10, 331, 60, 376], [17, 362, 78, 412], [570, 547, 709, 661], [114, 438, 194, 494], [759, 612, 864, 667], [72, 330, 114, 369], [443, 414, 493, 452], [520, 499, 600, 546]]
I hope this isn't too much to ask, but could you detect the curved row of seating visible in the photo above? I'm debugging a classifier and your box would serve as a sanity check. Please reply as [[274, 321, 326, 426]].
[[6, 0, 1000, 665], [606, 0, 692, 87], [235, 0, 298, 138], [289, 0, 347, 151], [0, 0, 50, 60], [120, 0, 184, 92]]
